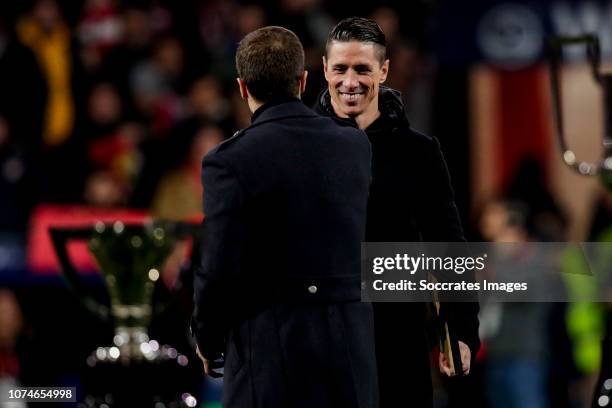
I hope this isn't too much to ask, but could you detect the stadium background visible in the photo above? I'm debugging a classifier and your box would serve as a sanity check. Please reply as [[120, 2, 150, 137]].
[[0, 0, 611, 406]]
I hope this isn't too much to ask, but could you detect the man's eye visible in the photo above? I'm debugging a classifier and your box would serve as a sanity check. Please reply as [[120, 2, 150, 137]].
[[333, 67, 345, 72]]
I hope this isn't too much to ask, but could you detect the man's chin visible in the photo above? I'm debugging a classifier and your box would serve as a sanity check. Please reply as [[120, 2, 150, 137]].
[[334, 103, 363, 118]]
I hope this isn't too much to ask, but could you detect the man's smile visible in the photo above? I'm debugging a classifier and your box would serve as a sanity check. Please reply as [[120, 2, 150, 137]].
[[338, 91, 365, 102]]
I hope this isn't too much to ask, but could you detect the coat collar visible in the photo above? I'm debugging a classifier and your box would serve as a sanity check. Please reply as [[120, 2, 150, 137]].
[[251, 98, 318, 126], [314, 86, 410, 128]]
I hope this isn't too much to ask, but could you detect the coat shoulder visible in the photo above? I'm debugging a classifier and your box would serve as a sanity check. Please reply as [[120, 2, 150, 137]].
[[395, 124, 434, 145], [201, 129, 247, 167], [331, 117, 370, 141], [214, 129, 247, 153]]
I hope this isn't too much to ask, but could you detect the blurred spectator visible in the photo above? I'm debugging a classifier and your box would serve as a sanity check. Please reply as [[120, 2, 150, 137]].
[[82, 83, 144, 184], [559, 188, 612, 408], [236, 4, 266, 38], [0, 289, 24, 352], [507, 158, 567, 241], [95, 121, 144, 179], [77, 0, 121, 72], [100, 5, 153, 116], [0, 17, 46, 151], [67, 82, 143, 209], [371, 6, 399, 45], [0, 289, 26, 408], [274, 0, 333, 48], [480, 200, 529, 243], [186, 75, 232, 129], [151, 124, 223, 220], [197, 0, 240, 81], [130, 75, 229, 209], [148, 0, 174, 35], [0, 116, 40, 233], [479, 199, 552, 408], [83, 170, 126, 207], [17, 0, 76, 148], [129, 34, 186, 134], [272, 0, 333, 105], [156, 0, 207, 75], [84, 82, 123, 140], [16, 0, 87, 202]]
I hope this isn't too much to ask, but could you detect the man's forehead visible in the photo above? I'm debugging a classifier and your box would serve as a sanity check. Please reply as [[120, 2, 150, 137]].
[[326, 40, 380, 62]]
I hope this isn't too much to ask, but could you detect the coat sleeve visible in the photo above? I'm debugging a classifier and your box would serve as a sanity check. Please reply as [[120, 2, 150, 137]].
[[416, 136, 480, 356], [191, 153, 247, 359]]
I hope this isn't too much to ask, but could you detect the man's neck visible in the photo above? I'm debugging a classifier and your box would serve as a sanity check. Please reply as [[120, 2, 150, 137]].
[[248, 98, 264, 113], [249, 95, 301, 114], [354, 108, 380, 130]]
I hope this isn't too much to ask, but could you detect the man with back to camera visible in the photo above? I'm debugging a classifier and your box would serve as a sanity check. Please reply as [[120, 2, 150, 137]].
[[190, 26, 378, 408], [314, 17, 480, 407]]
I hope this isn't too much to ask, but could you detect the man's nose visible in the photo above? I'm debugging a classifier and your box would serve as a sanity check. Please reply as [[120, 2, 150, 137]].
[[342, 71, 360, 89]]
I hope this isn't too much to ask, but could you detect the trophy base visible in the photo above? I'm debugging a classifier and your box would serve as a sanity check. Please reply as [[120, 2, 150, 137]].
[[85, 327, 187, 365], [80, 329, 200, 407], [79, 356, 199, 407]]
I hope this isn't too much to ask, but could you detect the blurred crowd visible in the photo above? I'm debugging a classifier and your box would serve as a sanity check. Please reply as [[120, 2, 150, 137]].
[[0, 1, 434, 405], [2, 0, 612, 407], [0, 0, 429, 233]]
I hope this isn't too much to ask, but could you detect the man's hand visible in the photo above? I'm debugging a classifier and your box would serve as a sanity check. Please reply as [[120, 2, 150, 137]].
[[195, 345, 224, 378], [439, 341, 471, 376]]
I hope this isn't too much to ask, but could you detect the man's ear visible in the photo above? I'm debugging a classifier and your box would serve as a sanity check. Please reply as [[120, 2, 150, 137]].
[[236, 78, 249, 100], [322, 56, 329, 81], [379, 59, 390, 84], [299, 70, 308, 95]]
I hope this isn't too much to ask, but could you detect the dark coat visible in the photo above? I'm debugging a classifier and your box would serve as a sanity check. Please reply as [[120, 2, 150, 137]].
[[315, 87, 480, 407], [192, 99, 378, 408]]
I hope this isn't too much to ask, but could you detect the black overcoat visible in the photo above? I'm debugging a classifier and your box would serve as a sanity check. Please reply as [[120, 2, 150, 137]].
[[192, 99, 378, 408]]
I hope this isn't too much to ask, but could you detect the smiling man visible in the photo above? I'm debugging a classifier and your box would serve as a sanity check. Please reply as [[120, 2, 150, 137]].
[[321, 25, 388, 130], [315, 17, 480, 408]]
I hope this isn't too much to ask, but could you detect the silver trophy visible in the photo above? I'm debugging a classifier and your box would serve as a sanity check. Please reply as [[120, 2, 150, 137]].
[[50, 220, 201, 407], [549, 34, 612, 190]]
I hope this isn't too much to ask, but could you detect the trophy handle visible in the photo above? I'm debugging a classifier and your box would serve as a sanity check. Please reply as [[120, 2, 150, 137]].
[[548, 34, 612, 176], [50, 221, 201, 322], [50, 227, 110, 321]]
